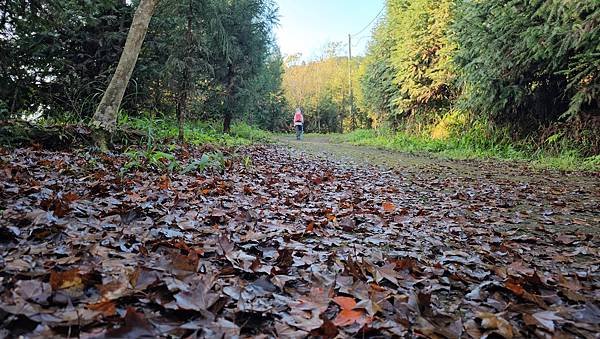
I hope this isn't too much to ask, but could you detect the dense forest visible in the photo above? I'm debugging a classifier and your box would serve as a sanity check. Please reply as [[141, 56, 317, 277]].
[[284, 0, 599, 156], [1, 0, 287, 135]]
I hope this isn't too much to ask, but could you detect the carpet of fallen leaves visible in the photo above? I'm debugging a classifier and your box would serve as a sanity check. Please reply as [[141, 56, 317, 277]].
[[0, 144, 599, 338]]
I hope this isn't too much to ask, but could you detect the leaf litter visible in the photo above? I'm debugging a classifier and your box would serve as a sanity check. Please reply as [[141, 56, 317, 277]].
[[0, 144, 599, 338]]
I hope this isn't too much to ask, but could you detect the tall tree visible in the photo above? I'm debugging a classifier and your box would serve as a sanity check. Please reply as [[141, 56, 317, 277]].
[[357, 15, 399, 128], [211, 0, 277, 133], [92, 0, 160, 133]]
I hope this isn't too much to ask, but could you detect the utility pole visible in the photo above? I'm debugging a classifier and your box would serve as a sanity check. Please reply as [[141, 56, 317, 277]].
[[348, 34, 356, 131]]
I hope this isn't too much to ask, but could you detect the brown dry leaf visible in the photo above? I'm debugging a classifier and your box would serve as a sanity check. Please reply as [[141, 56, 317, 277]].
[[49, 269, 83, 291], [531, 311, 563, 332], [504, 278, 525, 296], [296, 287, 332, 313], [99, 281, 129, 300], [464, 319, 482, 338], [105, 307, 154, 338], [332, 295, 366, 327], [275, 321, 309, 338], [558, 274, 583, 291], [15, 279, 52, 304], [281, 309, 324, 332], [1, 140, 599, 338], [171, 252, 199, 272], [333, 296, 357, 310], [477, 312, 513, 339], [373, 263, 399, 286], [62, 192, 80, 202], [87, 300, 117, 317], [333, 309, 364, 327], [507, 260, 534, 277], [158, 175, 171, 190]]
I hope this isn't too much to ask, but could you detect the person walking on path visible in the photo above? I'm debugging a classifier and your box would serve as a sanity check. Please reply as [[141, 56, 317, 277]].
[[292, 108, 304, 140]]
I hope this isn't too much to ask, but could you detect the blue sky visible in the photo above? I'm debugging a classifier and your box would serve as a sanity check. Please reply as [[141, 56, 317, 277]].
[[274, 0, 385, 60]]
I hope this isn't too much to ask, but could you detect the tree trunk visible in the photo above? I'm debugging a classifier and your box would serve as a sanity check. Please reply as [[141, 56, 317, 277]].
[[223, 110, 233, 134], [10, 85, 19, 115], [177, 0, 194, 144], [92, 0, 159, 133], [177, 92, 187, 143], [223, 65, 235, 134]]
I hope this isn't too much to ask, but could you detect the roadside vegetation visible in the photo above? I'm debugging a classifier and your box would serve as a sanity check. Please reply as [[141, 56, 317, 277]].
[[328, 128, 600, 172], [283, 0, 599, 170]]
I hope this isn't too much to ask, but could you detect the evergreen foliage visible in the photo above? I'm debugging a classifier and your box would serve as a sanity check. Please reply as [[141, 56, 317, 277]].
[[0, 0, 285, 132], [355, 0, 599, 154], [453, 0, 599, 127]]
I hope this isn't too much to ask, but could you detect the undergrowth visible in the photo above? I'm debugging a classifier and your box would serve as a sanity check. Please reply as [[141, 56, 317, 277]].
[[111, 114, 269, 175], [119, 114, 272, 147]]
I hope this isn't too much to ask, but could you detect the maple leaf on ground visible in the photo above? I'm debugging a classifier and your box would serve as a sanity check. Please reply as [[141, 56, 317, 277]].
[[355, 289, 389, 316], [574, 302, 600, 324], [281, 308, 323, 331], [382, 201, 395, 212], [332, 296, 367, 327], [275, 321, 309, 338], [296, 287, 332, 313], [14, 279, 52, 305], [167, 276, 218, 312], [49, 269, 83, 291], [558, 274, 584, 291], [170, 252, 200, 272], [1, 143, 599, 338], [333, 296, 357, 310], [372, 263, 399, 286], [87, 300, 117, 317], [306, 221, 314, 232], [129, 267, 161, 290], [158, 175, 170, 190], [507, 260, 534, 277]]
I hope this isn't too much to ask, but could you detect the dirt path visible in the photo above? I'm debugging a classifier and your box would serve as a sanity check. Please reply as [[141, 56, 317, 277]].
[[278, 134, 600, 235]]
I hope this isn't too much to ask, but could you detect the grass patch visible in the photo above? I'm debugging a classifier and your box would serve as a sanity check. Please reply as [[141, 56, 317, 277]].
[[330, 129, 598, 172]]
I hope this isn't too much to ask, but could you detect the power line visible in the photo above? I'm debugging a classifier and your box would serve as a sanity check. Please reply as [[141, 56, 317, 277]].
[[351, 5, 385, 37], [351, 35, 370, 48]]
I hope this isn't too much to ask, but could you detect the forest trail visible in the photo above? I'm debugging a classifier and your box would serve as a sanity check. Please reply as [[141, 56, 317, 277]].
[[278, 134, 600, 235]]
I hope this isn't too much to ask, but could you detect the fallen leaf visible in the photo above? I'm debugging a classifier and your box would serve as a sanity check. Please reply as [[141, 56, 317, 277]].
[[382, 201, 395, 212], [477, 312, 513, 339], [105, 307, 154, 338], [50, 269, 83, 291]]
